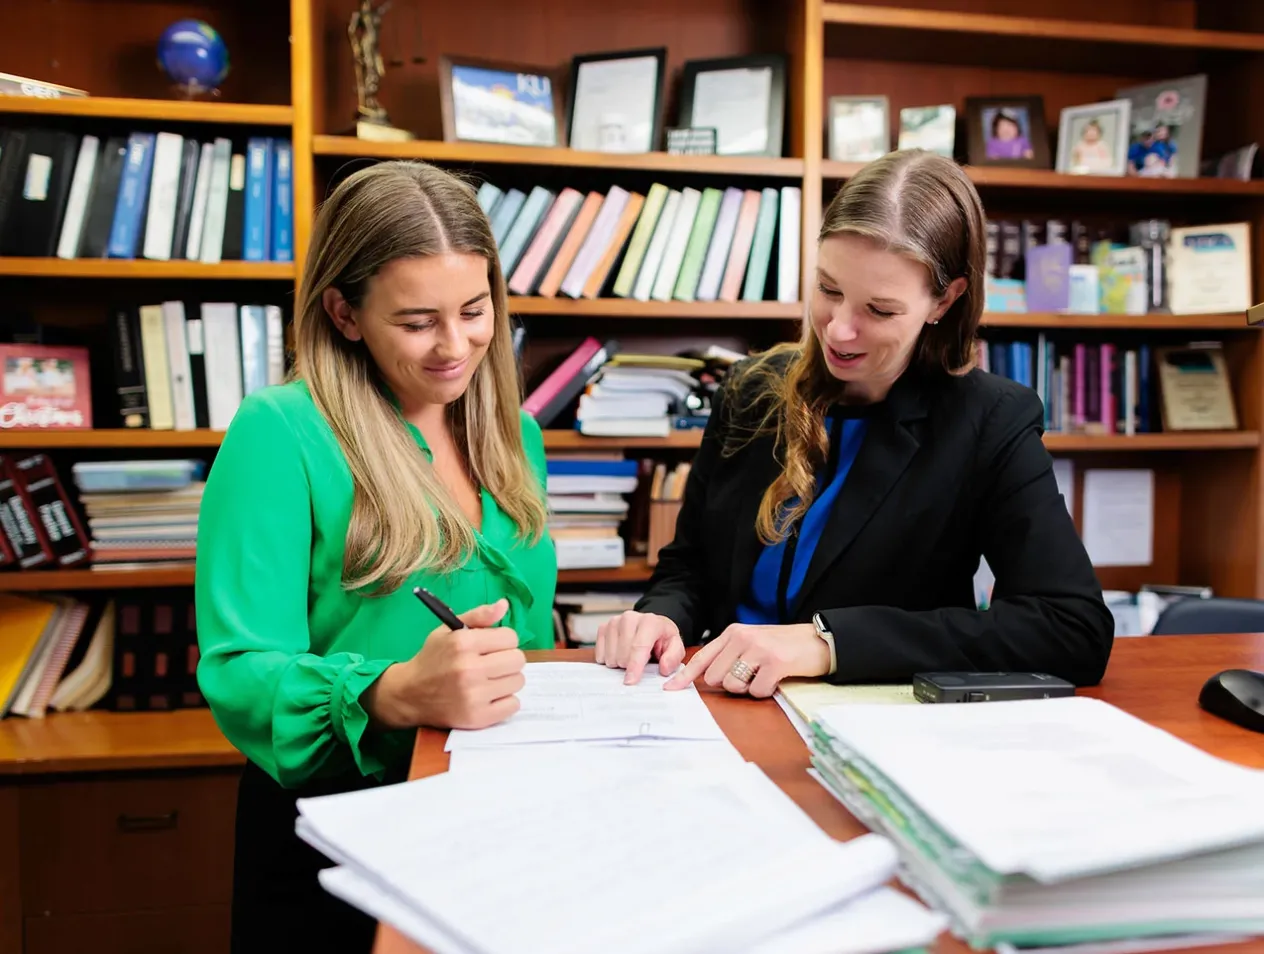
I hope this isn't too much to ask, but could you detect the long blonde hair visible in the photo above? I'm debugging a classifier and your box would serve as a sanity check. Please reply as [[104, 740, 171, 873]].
[[732, 149, 986, 544], [292, 160, 547, 595]]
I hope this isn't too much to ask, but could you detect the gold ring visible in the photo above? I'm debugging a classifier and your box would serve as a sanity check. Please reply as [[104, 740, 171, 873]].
[[729, 659, 757, 684]]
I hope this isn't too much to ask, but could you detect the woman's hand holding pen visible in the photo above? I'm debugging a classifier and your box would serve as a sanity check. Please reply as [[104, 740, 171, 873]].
[[363, 598, 526, 731]]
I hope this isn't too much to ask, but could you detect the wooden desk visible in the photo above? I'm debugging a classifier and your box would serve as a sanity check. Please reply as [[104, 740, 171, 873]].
[[376, 634, 1264, 954]]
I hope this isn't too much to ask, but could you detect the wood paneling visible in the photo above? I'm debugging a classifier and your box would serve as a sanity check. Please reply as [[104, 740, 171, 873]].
[[21, 772, 237, 916], [317, 0, 797, 141], [4, 0, 291, 105], [0, 788, 20, 954], [25, 905, 230, 954]]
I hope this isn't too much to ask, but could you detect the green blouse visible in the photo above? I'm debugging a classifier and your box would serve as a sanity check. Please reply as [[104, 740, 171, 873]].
[[194, 380, 557, 789]]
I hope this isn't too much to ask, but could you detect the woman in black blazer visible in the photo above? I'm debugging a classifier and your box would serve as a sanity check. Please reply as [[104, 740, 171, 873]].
[[597, 149, 1114, 695]]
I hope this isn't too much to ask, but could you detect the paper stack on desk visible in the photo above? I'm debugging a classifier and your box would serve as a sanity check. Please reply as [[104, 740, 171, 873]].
[[298, 758, 946, 954], [807, 696, 1264, 950], [296, 661, 949, 954]]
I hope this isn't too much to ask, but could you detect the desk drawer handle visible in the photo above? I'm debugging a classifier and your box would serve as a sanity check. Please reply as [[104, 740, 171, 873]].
[[117, 811, 179, 833]]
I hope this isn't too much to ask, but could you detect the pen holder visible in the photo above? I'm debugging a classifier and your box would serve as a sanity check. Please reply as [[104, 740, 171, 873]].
[[647, 498, 683, 567]]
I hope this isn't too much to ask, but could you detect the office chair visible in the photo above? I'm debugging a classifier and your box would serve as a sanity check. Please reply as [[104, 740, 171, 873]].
[[1150, 597, 1264, 636]]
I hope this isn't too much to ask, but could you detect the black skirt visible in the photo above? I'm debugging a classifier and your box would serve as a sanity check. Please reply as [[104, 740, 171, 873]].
[[230, 758, 407, 954]]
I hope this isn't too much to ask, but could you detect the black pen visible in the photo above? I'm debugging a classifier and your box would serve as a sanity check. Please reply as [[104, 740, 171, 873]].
[[412, 586, 466, 631]]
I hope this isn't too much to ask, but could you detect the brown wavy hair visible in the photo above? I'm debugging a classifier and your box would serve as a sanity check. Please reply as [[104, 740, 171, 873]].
[[729, 149, 987, 545], [291, 160, 547, 595]]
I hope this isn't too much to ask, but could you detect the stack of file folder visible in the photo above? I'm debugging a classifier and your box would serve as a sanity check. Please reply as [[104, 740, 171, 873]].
[[294, 661, 950, 954], [807, 696, 1264, 949]]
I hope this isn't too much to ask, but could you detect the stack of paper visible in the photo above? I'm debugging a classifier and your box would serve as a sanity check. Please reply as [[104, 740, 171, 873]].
[[808, 696, 1264, 949], [296, 660, 949, 954], [298, 758, 946, 954]]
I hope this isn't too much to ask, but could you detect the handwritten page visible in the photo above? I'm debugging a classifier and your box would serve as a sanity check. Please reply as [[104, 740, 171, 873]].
[[1082, 468, 1154, 567], [445, 662, 727, 751], [296, 761, 901, 954]]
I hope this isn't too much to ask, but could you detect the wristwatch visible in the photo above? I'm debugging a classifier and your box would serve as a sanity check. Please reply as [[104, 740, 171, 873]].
[[811, 612, 837, 676]]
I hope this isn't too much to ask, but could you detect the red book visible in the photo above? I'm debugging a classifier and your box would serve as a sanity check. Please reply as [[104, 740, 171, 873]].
[[0, 343, 93, 430]]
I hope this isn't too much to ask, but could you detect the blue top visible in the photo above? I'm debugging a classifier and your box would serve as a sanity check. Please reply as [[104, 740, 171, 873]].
[[736, 410, 870, 625]]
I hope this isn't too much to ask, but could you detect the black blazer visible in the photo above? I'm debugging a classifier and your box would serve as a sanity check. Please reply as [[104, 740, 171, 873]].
[[635, 356, 1115, 687]]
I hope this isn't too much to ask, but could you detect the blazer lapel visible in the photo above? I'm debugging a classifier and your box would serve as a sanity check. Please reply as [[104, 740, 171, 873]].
[[789, 372, 931, 619]]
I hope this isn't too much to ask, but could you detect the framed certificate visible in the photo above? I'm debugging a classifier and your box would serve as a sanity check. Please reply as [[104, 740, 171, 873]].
[[677, 54, 787, 158], [566, 48, 666, 153]]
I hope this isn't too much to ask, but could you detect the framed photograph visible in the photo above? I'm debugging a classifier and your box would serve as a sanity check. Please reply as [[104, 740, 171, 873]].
[[567, 48, 666, 153], [897, 105, 956, 158], [827, 95, 889, 162], [438, 55, 563, 147], [1116, 74, 1207, 179], [1056, 99, 1131, 177], [964, 95, 1050, 168], [677, 54, 787, 158]]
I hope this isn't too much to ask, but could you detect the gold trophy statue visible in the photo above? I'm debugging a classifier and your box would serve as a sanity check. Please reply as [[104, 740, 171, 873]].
[[349, 0, 414, 141]]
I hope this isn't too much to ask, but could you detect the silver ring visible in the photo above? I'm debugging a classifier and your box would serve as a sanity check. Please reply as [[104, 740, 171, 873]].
[[729, 659, 757, 684]]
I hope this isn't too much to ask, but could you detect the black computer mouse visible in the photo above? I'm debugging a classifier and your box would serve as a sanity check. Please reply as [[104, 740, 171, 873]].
[[1198, 669, 1264, 734]]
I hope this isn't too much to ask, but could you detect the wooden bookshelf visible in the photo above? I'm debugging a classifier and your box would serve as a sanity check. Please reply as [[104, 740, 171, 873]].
[[0, 709, 241, 775], [542, 431, 704, 451], [0, 95, 293, 125], [0, 566, 195, 592], [1044, 432, 1262, 452], [0, 258, 295, 280], [311, 135, 806, 178], [822, 160, 1264, 196], [980, 313, 1254, 330], [0, 429, 225, 449], [820, 3, 1264, 52], [508, 297, 802, 319], [558, 557, 653, 585]]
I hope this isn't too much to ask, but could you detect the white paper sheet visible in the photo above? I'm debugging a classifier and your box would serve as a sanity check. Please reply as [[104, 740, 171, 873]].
[[296, 761, 901, 954], [446, 736, 745, 774], [1052, 457, 1075, 514], [321, 865, 945, 954], [1082, 468, 1154, 567], [445, 661, 727, 750], [815, 696, 1264, 883]]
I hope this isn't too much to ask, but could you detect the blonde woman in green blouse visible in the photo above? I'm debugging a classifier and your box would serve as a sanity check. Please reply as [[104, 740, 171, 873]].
[[194, 160, 557, 954]]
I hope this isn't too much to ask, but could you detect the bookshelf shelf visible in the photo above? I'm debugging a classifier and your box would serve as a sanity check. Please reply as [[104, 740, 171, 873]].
[[0, 708, 241, 775], [0, 429, 226, 449], [542, 431, 704, 450], [822, 161, 1264, 197], [558, 557, 653, 585], [0, 95, 293, 125], [0, 258, 296, 280], [821, 3, 1264, 52], [1044, 432, 1261, 451], [980, 313, 1254, 330], [508, 297, 801, 319], [311, 135, 806, 178], [0, 566, 195, 592]]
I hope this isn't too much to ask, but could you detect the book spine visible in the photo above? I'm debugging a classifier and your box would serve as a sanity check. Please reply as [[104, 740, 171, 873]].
[[110, 307, 150, 428], [242, 137, 273, 261], [12, 453, 91, 567], [270, 139, 293, 262], [0, 456, 55, 568], [106, 132, 155, 259]]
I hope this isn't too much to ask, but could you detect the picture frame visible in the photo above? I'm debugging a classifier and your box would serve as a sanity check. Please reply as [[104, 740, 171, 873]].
[[677, 53, 787, 158], [566, 47, 666, 153], [964, 95, 1050, 168], [1115, 73, 1207, 179], [437, 55, 564, 148], [827, 95, 889, 162], [1056, 99, 1132, 177], [897, 105, 956, 158]]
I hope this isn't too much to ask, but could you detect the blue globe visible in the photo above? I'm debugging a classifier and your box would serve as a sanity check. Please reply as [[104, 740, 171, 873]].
[[157, 19, 229, 91]]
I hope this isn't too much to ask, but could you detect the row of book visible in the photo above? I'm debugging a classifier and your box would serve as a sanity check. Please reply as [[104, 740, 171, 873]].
[[108, 300, 286, 431], [0, 124, 292, 263], [479, 177, 801, 304], [0, 590, 205, 720]]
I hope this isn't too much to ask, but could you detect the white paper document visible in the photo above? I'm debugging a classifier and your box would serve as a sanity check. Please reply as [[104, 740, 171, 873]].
[[814, 696, 1264, 883], [447, 736, 745, 774], [296, 759, 905, 954], [445, 661, 727, 750], [1082, 468, 1154, 567]]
